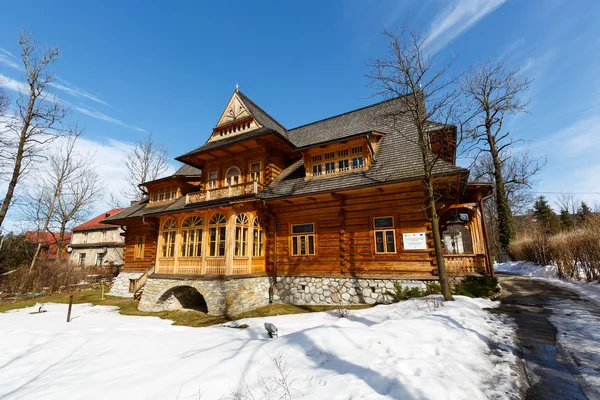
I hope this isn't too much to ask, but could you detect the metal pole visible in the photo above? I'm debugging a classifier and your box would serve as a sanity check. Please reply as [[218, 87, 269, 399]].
[[66, 295, 73, 322]]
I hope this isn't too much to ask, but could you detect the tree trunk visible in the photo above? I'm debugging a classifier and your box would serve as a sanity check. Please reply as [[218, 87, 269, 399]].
[[0, 93, 36, 229], [489, 135, 514, 252], [56, 222, 67, 260], [426, 178, 453, 301], [29, 186, 61, 271]]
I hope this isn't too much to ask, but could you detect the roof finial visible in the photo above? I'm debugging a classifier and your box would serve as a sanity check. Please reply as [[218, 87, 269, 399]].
[[236, 82, 239, 92]]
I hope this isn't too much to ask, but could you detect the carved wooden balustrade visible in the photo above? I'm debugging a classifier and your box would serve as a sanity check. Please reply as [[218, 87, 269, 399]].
[[186, 182, 264, 205]]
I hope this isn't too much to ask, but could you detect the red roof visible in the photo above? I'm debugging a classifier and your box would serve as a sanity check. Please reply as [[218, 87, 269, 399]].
[[72, 208, 125, 231], [25, 231, 72, 259]]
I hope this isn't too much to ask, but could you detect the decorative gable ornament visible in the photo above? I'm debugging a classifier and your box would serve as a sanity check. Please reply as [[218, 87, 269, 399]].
[[210, 90, 261, 142]]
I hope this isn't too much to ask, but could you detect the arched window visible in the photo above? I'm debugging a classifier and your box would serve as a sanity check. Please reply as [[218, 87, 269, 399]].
[[180, 216, 203, 257], [225, 166, 241, 186], [234, 214, 249, 257], [253, 217, 264, 257], [161, 218, 177, 258], [209, 213, 227, 257]]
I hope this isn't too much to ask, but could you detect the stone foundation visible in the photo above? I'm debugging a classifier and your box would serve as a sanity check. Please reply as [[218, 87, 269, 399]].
[[273, 276, 427, 305], [139, 276, 270, 316], [108, 271, 144, 297]]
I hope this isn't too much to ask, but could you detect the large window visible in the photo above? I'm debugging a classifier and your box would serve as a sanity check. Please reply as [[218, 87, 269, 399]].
[[291, 223, 315, 256], [225, 166, 241, 186], [209, 213, 227, 257], [161, 218, 177, 258], [234, 214, 249, 257], [181, 216, 203, 257], [374, 217, 396, 254], [253, 217, 264, 257], [78, 253, 86, 266]]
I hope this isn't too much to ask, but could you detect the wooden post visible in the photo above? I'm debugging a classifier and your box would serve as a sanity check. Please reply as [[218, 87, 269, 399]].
[[101, 281, 105, 300], [66, 295, 73, 322]]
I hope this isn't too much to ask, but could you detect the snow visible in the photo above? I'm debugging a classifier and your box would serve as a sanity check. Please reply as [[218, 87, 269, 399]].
[[0, 296, 520, 399], [495, 261, 600, 305], [496, 261, 600, 398]]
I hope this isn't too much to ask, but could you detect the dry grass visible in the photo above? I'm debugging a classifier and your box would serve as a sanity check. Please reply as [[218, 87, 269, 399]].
[[0, 286, 372, 327], [509, 215, 600, 281]]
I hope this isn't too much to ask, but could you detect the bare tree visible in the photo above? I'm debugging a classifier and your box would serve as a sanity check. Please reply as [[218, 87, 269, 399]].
[[470, 149, 544, 215], [555, 193, 578, 216], [53, 153, 102, 259], [461, 58, 533, 252], [367, 24, 458, 301], [28, 131, 96, 269], [0, 30, 67, 229], [121, 132, 169, 201]]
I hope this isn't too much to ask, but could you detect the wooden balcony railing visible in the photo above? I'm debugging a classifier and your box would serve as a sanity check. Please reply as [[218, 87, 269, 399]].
[[186, 182, 264, 205], [155, 257, 265, 276], [444, 254, 486, 276]]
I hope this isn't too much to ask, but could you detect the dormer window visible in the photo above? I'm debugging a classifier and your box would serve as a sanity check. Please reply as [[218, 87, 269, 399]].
[[151, 185, 178, 203]]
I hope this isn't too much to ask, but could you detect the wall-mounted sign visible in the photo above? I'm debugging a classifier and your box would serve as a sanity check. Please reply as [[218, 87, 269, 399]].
[[403, 232, 427, 250]]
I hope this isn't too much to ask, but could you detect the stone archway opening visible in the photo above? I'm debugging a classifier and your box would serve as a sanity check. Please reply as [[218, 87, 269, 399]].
[[158, 286, 208, 313]]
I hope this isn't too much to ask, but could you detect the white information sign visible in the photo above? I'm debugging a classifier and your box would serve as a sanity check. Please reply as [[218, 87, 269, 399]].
[[402, 232, 427, 250]]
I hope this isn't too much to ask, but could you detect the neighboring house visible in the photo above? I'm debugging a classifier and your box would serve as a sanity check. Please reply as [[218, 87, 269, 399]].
[[25, 231, 72, 260], [70, 209, 125, 267], [104, 89, 493, 315]]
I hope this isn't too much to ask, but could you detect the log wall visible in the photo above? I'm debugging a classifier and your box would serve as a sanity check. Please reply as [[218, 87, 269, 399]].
[[267, 181, 438, 278], [122, 220, 159, 272]]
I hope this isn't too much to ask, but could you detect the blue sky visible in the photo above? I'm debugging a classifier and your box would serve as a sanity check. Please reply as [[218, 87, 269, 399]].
[[1, 0, 599, 225]]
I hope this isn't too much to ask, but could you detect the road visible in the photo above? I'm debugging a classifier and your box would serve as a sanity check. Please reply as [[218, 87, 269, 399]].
[[494, 274, 600, 400]]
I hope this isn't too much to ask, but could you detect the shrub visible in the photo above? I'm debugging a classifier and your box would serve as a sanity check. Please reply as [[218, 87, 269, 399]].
[[423, 282, 441, 295], [510, 214, 600, 282], [454, 275, 499, 298], [384, 283, 426, 303], [0, 261, 94, 295]]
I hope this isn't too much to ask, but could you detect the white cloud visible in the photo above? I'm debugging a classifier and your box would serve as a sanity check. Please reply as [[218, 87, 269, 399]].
[[74, 106, 147, 133], [51, 77, 108, 106], [0, 73, 146, 133], [0, 48, 19, 70], [425, 0, 507, 53]]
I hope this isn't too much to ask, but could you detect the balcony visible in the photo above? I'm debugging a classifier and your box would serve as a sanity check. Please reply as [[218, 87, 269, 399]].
[[185, 181, 264, 205]]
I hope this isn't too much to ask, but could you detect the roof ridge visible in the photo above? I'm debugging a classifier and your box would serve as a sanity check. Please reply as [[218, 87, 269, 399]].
[[237, 91, 288, 134], [289, 94, 410, 132]]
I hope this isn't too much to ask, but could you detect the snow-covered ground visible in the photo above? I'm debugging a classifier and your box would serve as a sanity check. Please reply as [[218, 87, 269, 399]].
[[495, 261, 600, 305], [0, 296, 521, 399], [496, 261, 600, 398]]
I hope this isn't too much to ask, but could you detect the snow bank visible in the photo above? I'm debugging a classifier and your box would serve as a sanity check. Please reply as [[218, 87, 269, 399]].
[[495, 261, 600, 305], [0, 297, 520, 399]]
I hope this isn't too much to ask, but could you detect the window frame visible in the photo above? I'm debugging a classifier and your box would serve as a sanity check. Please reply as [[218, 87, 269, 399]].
[[290, 223, 316, 256], [253, 217, 264, 257], [373, 216, 397, 255], [249, 161, 262, 183], [180, 216, 203, 258], [160, 218, 177, 258], [134, 235, 145, 259], [208, 171, 218, 189], [209, 213, 227, 257]]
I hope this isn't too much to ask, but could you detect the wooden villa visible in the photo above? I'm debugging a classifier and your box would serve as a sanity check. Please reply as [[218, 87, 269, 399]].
[[104, 89, 493, 315]]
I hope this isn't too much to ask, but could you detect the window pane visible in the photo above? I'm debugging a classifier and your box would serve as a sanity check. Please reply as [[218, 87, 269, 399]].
[[375, 231, 384, 253], [386, 231, 396, 253], [300, 236, 306, 255], [292, 236, 298, 256], [308, 235, 315, 255], [374, 217, 394, 228], [292, 224, 314, 234]]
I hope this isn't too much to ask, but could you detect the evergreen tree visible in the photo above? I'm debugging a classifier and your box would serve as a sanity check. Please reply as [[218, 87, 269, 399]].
[[533, 196, 559, 233], [577, 201, 592, 224], [559, 209, 573, 231]]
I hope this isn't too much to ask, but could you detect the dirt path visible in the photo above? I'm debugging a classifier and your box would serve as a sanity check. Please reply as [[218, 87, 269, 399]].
[[494, 274, 600, 400]]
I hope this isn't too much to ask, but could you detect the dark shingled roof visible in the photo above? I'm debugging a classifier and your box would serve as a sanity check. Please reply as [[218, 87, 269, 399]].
[[111, 92, 467, 220], [259, 96, 467, 199], [173, 164, 202, 176]]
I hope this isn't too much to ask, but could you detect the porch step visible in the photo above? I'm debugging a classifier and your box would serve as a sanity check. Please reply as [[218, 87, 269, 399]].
[[134, 289, 143, 301]]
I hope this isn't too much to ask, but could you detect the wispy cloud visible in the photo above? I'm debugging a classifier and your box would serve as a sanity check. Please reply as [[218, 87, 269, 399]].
[[51, 77, 108, 106], [74, 106, 147, 133], [0, 73, 146, 133], [0, 48, 19, 70], [425, 0, 507, 53]]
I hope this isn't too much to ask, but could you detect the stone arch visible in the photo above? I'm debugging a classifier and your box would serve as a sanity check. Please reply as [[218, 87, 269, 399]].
[[157, 285, 209, 313]]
